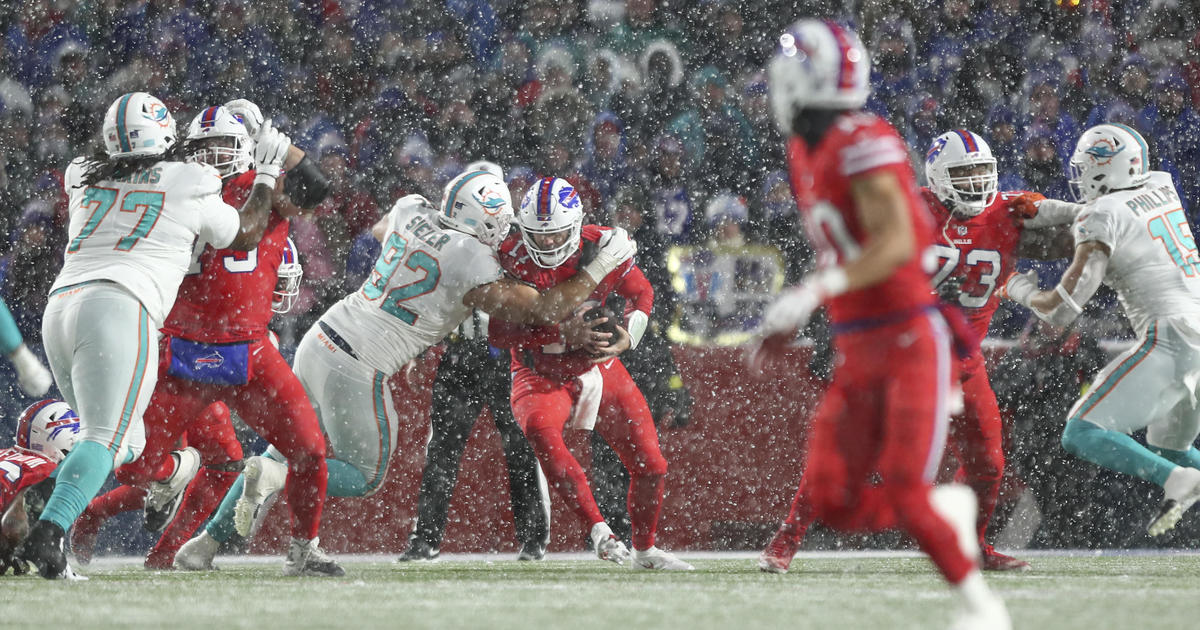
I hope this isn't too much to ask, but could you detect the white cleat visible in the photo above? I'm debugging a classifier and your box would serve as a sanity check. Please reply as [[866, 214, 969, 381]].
[[144, 447, 201, 533], [949, 586, 1012, 630], [175, 530, 220, 571], [931, 484, 981, 562], [590, 522, 630, 565], [234, 456, 288, 537], [283, 537, 345, 577], [631, 546, 694, 571], [1149, 467, 1200, 536]]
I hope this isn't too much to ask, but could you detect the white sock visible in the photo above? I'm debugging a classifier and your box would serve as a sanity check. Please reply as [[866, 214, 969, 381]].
[[955, 570, 996, 612]]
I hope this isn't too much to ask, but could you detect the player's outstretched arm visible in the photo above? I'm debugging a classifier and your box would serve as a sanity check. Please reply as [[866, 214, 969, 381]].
[[842, 170, 919, 290], [463, 228, 637, 326], [1004, 240, 1110, 327], [229, 121, 290, 250]]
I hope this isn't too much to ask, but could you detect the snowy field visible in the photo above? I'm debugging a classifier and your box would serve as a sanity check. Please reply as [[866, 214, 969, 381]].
[[3, 551, 1199, 629]]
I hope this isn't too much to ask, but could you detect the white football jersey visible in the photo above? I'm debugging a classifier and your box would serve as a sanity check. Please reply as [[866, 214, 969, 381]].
[[51, 156, 241, 324], [1073, 170, 1200, 334], [320, 196, 503, 374]]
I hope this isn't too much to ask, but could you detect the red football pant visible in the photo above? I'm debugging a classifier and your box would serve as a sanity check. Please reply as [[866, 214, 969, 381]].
[[512, 359, 667, 550], [949, 352, 1006, 546], [122, 336, 327, 540], [797, 311, 975, 584]]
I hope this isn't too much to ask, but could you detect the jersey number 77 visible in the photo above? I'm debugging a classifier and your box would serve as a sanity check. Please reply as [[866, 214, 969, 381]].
[[67, 187, 164, 253]]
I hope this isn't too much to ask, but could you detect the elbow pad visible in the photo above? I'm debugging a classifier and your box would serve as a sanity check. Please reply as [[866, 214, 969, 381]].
[[1034, 249, 1108, 327], [283, 155, 331, 209]]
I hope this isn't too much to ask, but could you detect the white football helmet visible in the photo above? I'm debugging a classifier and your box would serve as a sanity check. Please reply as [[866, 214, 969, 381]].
[[273, 237, 302, 314], [16, 399, 81, 463], [1069, 123, 1150, 202], [925, 129, 999, 217], [102, 92, 177, 157], [439, 170, 514, 248], [517, 177, 584, 268], [464, 159, 504, 180], [185, 105, 253, 178], [767, 19, 871, 130]]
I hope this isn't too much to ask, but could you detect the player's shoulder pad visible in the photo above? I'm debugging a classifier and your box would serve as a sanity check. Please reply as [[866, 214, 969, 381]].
[[169, 161, 224, 196], [63, 156, 90, 192], [1145, 170, 1176, 188], [390, 194, 436, 220]]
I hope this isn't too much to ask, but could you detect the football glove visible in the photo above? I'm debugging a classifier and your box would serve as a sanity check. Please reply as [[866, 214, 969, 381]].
[[224, 98, 264, 136], [1000, 270, 1039, 307], [761, 283, 821, 338], [1005, 192, 1046, 221], [936, 274, 966, 303], [582, 227, 637, 283], [252, 120, 291, 185]]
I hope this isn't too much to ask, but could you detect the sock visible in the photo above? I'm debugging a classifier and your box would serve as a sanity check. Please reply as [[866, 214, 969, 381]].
[[326, 458, 369, 497], [955, 570, 998, 612], [147, 468, 240, 569], [780, 481, 817, 542], [205, 474, 245, 543], [1148, 445, 1200, 470], [628, 473, 664, 551], [286, 456, 327, 540], [85, 484, 146, 521], [1061, 419, 1176, 486], [40, 441, 116, 531]]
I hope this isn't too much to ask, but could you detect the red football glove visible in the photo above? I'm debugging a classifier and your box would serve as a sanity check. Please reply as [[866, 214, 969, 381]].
[[1006, 192, 1046, 221]]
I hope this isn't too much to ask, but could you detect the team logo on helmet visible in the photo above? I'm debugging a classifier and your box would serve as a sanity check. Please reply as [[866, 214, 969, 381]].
[[926, 137, 948, 164], [145, 102, 171, 127], [557, 185, 579, 210], [476, 187, 507, 216], [1085, 139, 1124, 166]]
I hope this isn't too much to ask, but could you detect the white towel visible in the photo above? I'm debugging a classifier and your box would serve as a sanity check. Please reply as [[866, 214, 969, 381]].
[[567, 366, 604, 430]]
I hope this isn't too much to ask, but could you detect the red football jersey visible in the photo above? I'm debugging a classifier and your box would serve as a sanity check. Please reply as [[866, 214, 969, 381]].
[[786, 112, 936, 325], [162, 170, 290, 343], [924, 189, 1028, 340], [489, 225, 654, 383], [0, 448, 55, 515]]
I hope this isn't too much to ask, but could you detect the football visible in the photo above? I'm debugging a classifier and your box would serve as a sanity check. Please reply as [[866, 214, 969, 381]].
[[583, 305, 619, 337]]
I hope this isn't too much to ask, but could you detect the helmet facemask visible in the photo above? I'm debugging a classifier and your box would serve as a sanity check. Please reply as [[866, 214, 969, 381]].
[[937, 160, 998, 217], [520, 221, 582, 268], [187, 135, 252, 178]]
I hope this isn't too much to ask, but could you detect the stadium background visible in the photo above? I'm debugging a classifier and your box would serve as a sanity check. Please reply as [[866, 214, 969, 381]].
[[1, 0, 1198, 554]]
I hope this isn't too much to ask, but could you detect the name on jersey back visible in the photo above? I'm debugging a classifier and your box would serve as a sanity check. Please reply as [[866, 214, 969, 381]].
[[404, 214, 451, 251]]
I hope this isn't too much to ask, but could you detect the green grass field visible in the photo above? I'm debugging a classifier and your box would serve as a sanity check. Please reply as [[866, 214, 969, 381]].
[[2, 552, 1198, 629]]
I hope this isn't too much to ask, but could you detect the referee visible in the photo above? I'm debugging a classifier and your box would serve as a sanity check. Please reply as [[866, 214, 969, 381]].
[[399, 309, 551, 561]]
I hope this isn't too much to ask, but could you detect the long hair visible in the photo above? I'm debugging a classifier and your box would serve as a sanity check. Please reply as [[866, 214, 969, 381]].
[[78, 138, 188, 188]]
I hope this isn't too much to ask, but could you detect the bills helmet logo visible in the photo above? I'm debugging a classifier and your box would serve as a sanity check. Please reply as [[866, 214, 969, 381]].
[[557, 185, 579, 210], [926, 137, 948, 164]]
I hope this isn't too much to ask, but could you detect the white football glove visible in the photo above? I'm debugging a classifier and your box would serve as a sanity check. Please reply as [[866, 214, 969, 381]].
[[761, 283, 821, 337], [224, 98, 264, 135], [1001, 269, 1040, 308], [252, 119, 290, 186], [11, 344, 52, 397], [582, 227, 637, 283]]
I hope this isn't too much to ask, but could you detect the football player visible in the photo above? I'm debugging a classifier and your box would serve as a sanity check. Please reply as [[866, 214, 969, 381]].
[[1004, 123, 1200, 537], [174, 168, 636, 570], [484, 176, 692, 570], [1, 401, 80, 577], [759, 128, 1080, 574], [753, 21, 1009, 629], [15, 92, 286, 579], [70, 100, 336, 576]]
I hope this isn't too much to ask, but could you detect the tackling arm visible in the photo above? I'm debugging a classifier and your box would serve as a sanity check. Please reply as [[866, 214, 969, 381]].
[[1005, 241, 1110, 327]]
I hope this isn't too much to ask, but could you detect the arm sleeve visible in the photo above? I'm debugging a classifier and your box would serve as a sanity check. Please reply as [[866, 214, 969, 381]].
[[614, 263, 654, 319], [487, 317, 559, 350], [1024, 198, 1084, 228], [282, 155, 331, 209]]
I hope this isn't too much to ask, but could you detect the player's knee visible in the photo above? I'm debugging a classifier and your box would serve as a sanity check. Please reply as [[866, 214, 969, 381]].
[[631, 452, 667, 478], [1061, 418, 1094, 456]]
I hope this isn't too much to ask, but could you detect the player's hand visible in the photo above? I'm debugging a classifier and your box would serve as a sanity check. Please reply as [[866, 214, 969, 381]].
[[561, 308, 613, 353], [590, 325, 630, 363], [1000, 270, 1039, 306], [582, 227, 637, 283], [1006, 192, 1046, 221], [253, 120, 291, 181], [747, 331, 793, 374], [11, 345, 52, 397], [936, 275, 965, 304], [761, 284, 820, 338], [224, 98, 263, 135]]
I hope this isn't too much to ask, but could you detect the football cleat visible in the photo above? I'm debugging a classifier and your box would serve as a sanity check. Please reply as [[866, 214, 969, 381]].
[[284, 537, 345, 577], [144, 447, 201, 532], [1149, 467, 1200, 536], [758, 527, 802, 574], [950, 591, 1012, 630], [631, 546, 694, 571], [981, 545, 1030, 572], [234, 455, 288, 537], [931, 484, 981, 563], [396, 538, 440, 563], [590, 522, 629, 565], [15, 520, 69, 579], [175, 531, 220, 571], [517, 541, 546, 562]]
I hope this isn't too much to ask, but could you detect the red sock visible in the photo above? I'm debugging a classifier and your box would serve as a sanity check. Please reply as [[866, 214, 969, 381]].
[[85, 483, 147, 521], [628, 473, 664, 551], [145, 468, 241, 569], [780, 480, 818, 542], [287, 456, 327, 540]]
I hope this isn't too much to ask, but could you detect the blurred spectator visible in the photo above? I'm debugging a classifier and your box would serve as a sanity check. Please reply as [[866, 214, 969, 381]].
[[1014, 124, 1070, 201], [1086, 54, 1153, 128], [603, 0, 680, 56], [985, 106, 1024, 190], [1140, 72, 1200, 215], [578, 112, 630, 207], [668, 66, 760, 195], [922, 0, 974, 94], [903, 92, 943, 171], [866, 18, 917, 123], [646, 135, 700, 245], [633, 38, 686, 147], [1025, 74, 1080, 167]]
